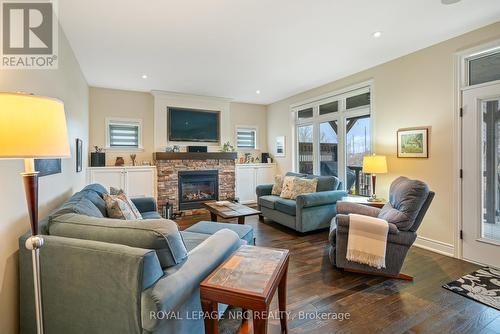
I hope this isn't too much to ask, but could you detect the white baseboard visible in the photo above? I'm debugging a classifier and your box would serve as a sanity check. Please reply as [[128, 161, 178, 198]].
[[413, 236, 455, 257]]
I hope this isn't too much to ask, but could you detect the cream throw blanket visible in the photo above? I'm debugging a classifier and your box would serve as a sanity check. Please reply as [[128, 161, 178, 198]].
[[346, 214, 389, 269]]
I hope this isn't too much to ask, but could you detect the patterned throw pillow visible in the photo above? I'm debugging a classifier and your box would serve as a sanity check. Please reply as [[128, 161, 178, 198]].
[[271, 175, 284, 195], [280, 177, 318, 200], [109, 188, 143, 219], [103, 192, 143, 220]]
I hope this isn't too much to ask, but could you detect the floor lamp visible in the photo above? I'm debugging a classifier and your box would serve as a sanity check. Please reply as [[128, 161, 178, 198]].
[[0, 93, 70, 334]]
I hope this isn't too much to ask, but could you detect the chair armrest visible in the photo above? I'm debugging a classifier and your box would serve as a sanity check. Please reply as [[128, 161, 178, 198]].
[[141, 229, 241, 332], [256, 184, 273, 197], [335, 214, 399, 234], [336, 201, 381, 217], [19, 234, 163, 334], [296, 190, 348, 208], [131, 197, 158, 213]]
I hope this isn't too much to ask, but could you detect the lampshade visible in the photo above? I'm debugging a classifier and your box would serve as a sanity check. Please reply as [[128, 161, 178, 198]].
[[0, 92, 70, 158], [363, 155, 388, 174]]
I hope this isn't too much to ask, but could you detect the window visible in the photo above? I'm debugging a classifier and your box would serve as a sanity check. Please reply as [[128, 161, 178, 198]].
[[468, 50, 500, 86], [293, 85, 372, 196], [236, 127, 257, 149], [106, 118, 142, 150]]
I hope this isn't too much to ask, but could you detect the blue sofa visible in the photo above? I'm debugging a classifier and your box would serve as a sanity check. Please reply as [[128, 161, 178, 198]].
[[256, 172, 347, 232], [19, 184, 253, 334]]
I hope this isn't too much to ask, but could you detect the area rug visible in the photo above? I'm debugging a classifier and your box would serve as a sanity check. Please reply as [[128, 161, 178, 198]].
[[443, 267, 500, 310]]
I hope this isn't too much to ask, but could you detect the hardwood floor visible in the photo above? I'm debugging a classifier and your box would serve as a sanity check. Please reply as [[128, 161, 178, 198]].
[[176, 213, 500, 334]]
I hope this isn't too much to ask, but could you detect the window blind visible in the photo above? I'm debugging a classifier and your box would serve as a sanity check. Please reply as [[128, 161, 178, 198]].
[[237, 128, 256, 148], [109, 124, 139, 148]]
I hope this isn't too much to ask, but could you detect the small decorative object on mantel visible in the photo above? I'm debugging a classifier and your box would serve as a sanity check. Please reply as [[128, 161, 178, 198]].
[[115, 157, 125, 166], [130, 154, 137, 166], [91, 146, 105, 167], [76, 138, 83, 172], [397, 127, 429, 158], [221, 141, 235, 152], [165, 146, 174, 152], [173, 145, 180, 153], [275, 136, 285, 157]]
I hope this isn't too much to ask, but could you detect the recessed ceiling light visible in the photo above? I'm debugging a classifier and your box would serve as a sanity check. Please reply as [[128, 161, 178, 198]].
[[441, 0, 461, 4], [372, 31, 382, 39], [141, 74, 148, 79], [256, 90, 261, 95]]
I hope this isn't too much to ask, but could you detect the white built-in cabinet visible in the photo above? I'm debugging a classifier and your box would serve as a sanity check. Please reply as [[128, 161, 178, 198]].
[[87, 166, 156, 198], [236, 163, 276, 204]]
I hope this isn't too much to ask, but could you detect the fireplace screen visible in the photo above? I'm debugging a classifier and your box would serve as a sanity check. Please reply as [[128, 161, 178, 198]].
[[178, 170, 219, 210]]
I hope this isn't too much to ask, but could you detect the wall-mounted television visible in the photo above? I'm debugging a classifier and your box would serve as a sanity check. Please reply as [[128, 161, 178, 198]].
[[168, 107, 220, 142]]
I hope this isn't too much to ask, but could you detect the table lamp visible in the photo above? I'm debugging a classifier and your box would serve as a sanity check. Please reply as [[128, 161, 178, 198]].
[[362, 154, 388, 202], [0, 92, 70, 334]]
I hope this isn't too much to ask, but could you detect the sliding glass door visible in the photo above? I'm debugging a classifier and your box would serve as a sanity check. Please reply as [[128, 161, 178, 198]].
[[293, 86, 372, 194]]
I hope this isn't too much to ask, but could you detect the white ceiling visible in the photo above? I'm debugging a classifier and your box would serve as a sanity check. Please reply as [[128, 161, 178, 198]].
[[59, 0, 500, 104]]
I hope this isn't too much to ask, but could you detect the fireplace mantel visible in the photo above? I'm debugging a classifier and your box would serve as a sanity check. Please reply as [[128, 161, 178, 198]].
[[154, 152, 237, 161]]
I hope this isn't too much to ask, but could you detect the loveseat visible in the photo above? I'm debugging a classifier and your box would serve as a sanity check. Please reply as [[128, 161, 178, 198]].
[[256, 172, 347, 232], [19, 184, 253, 334]]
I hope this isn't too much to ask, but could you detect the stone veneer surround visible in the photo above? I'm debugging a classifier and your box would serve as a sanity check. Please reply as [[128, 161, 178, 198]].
[[155, 158, 235, 215]]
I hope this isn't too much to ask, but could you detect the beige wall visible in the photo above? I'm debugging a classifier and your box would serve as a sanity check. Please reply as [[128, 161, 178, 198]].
[[89, 87, 154, 166], [0, 29, 89, 333], [267, 21, 500, 250], [230, 102, 268, 158], [89, 88, 267, 164]]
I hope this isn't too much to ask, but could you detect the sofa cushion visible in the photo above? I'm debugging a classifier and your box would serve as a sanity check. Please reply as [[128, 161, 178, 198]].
[[285, 172, 307, 178], [271, 175, 285, 196], [48, 213, 188, 268], [180, 231, 211, 252], [104, 193, 143, 220], [141, 211, 162, 219], [275, 198, 297, 216], [51, 194, 104, 219], [280, 177, 318, 200], [259, 195, 280, 209], [306, 175, 339, 192], [80, 190, 107, 217], [185, 221, 254, 245], [386, 176, 430, 230], [81, 183, 109, 196]]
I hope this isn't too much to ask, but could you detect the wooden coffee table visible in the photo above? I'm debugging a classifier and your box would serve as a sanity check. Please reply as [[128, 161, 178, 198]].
[[200, 245, 289, 334], [202, 201, 261, 224]]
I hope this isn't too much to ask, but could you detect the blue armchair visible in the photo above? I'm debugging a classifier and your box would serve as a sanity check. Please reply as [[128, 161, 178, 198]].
[[256, 172, 347, 232]]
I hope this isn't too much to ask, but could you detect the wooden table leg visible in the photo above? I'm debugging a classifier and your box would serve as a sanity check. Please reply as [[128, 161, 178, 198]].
[[237, 216, 245, 224], [201, 299, 218, 334], [253, 309, 268, 334], [278, 261, 289, 334], [210, 212, 218, 222]]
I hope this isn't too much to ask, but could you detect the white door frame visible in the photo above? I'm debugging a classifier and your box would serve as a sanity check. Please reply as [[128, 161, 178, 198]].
[[454, 39, 500, 261]]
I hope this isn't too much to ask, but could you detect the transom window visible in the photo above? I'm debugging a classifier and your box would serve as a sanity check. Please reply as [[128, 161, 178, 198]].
[[293, 85, 372, 196], [466, 48, 500, 87], [106, 118, 143, 149]]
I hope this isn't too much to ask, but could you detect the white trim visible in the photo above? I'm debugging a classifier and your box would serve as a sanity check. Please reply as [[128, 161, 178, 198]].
[[413, 236, 455, 257], [235, 125, 259, 150], [151, 90, 233, 102], [105, 117, 143, 150], [290, 79, 374, 109], [455, 40, 500, 260]]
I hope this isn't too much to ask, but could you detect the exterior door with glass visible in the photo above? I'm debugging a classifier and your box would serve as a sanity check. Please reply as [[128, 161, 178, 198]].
[[462, 82, 500, 267]]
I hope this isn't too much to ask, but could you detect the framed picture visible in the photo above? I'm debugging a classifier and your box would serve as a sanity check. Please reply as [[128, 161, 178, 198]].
[[34, 159, 61, 177], [275, 136, 285, 157], [397, 128, 429, 158], [76, 138, 83, 172]]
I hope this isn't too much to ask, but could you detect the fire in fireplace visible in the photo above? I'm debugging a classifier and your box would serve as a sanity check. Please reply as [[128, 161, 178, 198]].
[[178, 170, 219, 210]]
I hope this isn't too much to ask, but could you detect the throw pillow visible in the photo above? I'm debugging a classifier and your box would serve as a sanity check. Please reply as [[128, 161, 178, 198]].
[[104, 193, 142, 220], [109, 188, 143, 219], [271, 175, 284, 195], [281, 177, 318, 200]]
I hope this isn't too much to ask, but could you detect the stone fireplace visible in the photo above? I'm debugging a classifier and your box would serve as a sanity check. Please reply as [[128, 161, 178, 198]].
[[178, 170, 219, 210], [154, 152, 237, 215]]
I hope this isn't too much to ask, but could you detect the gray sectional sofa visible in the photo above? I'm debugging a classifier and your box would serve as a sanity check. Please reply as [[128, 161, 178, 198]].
[[19, 184, 253, 334]]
